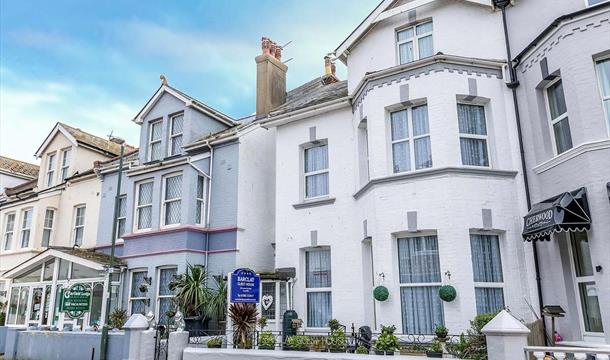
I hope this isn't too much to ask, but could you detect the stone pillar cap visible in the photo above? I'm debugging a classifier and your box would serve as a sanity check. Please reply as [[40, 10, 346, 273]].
[[123, 314, 149, 330], [481, 310, 531, 335]]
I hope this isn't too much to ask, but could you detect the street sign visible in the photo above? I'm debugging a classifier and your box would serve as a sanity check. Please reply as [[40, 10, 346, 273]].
[[230, 268, 260, 303], [60, 283, 92, 319]]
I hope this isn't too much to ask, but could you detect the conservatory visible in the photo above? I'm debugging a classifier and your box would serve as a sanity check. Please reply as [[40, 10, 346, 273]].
[[2, 247, 125, 330]]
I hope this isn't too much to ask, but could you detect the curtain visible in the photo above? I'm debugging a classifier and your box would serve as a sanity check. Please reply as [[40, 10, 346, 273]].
[[460, 138, 489, 166], [399, 42, 414, 64], [553, 118, 573, 154], [401, 286, 444, 334], [391, 110, 408, 140], [398, 236, 441, 284], [470, 234, 503, 282], [306, 173, 329, 198], [305, 145, 329, 198], [306, 250, 331, 288], [458, 104, 487, 135], [391, 110, 410, 172], [475, 288, 504, 315], [418, 36, 433, 58], [307, 292, 332, 328], [412, 105, 432, 169], [547, 81, 567, 119]]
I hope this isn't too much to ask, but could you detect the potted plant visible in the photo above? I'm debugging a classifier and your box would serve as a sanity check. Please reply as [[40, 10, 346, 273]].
[[228, 303, 258, 349], [109, 308, 128, 330], [426, 340, 443, 358], [286, 335, 310, 351], [373, 325, 400, 356], [309, 336, 328, 352], [434, 324, 448, 340], [258, 331, 276, 350], [204, 275, 227, 331], [170, 264, 210, 334], [327, 319, 341, 332], [327, 328, 347, 353], [356, 345, 370, 354], [207, 337, 223, 349]]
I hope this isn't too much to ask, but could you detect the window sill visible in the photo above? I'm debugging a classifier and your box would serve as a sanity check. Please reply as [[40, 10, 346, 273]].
[[292, 197, 336, 209], [532, 138, 610, 174]]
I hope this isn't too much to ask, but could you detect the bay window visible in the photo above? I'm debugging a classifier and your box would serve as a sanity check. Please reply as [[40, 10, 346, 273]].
[[458, 103, 490, 166], [20, 208, 33, 248], [397, 21, 433, 65], [3, 213, 15, 250], [169, 114, 184, 156], [595, 58, 610, 133], [60, 148, 71, 181], [148, 120, 163, 161], [162, 174, 182, 226], [306, 249, 332, 328], [391, 105, 432, 173], [72, 205, 86, 246], [304, 144, 329, 199], [41, 209, 55, 247], [135, 181, 154, 230], [398, 235, 444, 334], [470, 234, 505, 315], [546, 79, 573, 154]]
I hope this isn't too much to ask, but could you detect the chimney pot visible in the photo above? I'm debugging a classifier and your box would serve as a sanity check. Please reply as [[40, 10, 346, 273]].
[[261, 37, 271, 55], [256, 36, 288, 116], [324, 56, 333, 76], [275, 46, 282, 61], [269, 42, 277, 58]]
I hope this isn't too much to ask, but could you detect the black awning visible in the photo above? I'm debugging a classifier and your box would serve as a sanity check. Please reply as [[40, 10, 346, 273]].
[[523, 187, 591, 242]]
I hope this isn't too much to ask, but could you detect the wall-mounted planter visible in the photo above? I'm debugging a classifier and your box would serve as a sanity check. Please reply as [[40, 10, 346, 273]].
[[373, 286, 389, 301], [438, 285, 457, 302]]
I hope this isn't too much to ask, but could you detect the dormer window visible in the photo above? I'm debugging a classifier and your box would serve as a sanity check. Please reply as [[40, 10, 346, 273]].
[[169, 114, 184, 157], [397, 21, 433, 65], [60, 148, 71, 181], [149, 120, 163, 161], [46, 153, 56, 187]]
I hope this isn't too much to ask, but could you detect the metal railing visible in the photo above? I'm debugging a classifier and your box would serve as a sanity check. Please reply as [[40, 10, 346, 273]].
[[524, 346, 610, 360]]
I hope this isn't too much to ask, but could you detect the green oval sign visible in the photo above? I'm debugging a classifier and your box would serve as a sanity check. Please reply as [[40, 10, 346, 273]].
[[60, 283, 92, 319]]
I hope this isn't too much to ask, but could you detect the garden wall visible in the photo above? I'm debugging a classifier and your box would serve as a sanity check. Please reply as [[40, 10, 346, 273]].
[[183, 348, 423, 360], [0, 326, 6, 354]]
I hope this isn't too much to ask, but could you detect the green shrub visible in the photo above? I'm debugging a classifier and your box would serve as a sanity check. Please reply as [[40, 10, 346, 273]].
[[327, 328, 347, 352], [327, 319, 341, 332], [207, 337, 223, 348], [258, 331, 276, 349], [446, 312, 497, 360], [0, 312, 6, 326], [356, 345, 369, 354], [109, 308, 128, 329], [286, 335, 310, 350], [429, 340, 443, 353], [373, 325, 400, 354]]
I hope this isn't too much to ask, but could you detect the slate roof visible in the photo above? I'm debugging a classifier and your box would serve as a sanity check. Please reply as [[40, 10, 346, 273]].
[[270, 75, 348, 116], [59, 122, 136, 157], [0, 156, 39, 179], [50, 246, 126, 266]]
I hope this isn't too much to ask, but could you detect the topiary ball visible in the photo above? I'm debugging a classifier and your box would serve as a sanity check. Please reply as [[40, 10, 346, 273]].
[[438, 285, 457, 302], [373, 286, 389, 301]]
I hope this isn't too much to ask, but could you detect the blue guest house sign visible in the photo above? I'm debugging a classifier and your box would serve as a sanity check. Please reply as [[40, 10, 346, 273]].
[[230, 268, 260, 303]]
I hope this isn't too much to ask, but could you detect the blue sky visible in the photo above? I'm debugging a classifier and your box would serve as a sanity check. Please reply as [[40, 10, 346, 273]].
[[0, 0, 377, 162]]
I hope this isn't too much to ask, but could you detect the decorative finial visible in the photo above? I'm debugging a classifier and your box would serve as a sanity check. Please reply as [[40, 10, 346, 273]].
[[145, 311, 156, 329], [160, 74, 168, 85], [175, 311, 185, 331]]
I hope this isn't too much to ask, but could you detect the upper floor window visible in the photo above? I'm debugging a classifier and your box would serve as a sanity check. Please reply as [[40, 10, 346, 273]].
[[391, 105, 432, 173], [116, 195, 127, 239], [169, 114, 184, 156], [195, 175, 206, 225], [135, 181, 154, 230], [397, 21, 433, 65], [595, 58, 610, 134], [20, 208, 33, 248], [306, 249, 332, 328], [470, 233, 505, 315], [458, 103, 490, 166], [148, 120, 163, 161], [60, 148, 71, 181], [162, 174, 182, 226], [73, 205, 86, 246], [304, 144, 329, 199], [41, 209, 55, 247], [546, 79, 573, 154], [3, 213, 16, 250], [587, 0, 608, 6], [46, 153, 56, 187]]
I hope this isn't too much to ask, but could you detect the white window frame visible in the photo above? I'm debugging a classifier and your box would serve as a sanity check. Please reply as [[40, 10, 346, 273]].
[[19, 208, 33, 248], [148, 120, 163, 162], [585, 0, 609, 7], [168, 114, 184, 157], [134, 180, 154, 231], [303, 143, 329, 200], [304, 248, 332, 330], [128, 269, 148, 315], [390, 105, 432, 174], [72, 205, 86, 246], [116, 195, 127, 240], [594, 56, 610, 135], [60, 148, 71, 181], [3, 212, 16, 251], [544, 77, 572, 155], [46, 152, 56, 187], [457, 102, 491, 167], [161, 173, 183, 227], [41, 208, 56, 247], [156, 266, 177, 322], [396, 20, 433, 65], [470, 232, 505, 313], [195, 175, 207, 225]]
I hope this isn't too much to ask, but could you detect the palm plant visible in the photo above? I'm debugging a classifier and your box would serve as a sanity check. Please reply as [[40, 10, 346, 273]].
[[169, 264, 209, 317], [228, 303, 258, 349], [204, 275, 227, 323]]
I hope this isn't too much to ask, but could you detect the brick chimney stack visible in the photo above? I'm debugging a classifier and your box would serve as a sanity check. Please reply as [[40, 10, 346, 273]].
[[256, 37, 287, 116]]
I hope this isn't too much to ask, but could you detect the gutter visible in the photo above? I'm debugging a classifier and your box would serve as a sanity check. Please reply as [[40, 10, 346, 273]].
[[261, 97, 351, 128]]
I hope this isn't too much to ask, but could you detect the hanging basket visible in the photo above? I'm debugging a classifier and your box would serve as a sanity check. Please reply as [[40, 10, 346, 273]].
[[373, 286, 389, 301], [438, 285, 457, 302]]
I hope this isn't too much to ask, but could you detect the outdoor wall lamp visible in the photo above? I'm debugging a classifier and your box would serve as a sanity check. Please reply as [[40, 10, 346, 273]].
[[595, 265, 603, 273]]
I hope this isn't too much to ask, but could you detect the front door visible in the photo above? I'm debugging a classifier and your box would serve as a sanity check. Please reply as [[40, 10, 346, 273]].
[[569, 231, 604, 338]]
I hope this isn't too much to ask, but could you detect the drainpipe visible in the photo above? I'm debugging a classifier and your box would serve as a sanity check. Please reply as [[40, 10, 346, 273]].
[[493, 0, 547, 345]]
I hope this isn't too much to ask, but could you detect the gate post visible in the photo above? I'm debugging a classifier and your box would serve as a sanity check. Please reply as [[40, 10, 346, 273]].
[[139, 328, 156, 360], [167, 331, 189, 360], [482, 310, 531, 360], [122, 314, 149, 360]]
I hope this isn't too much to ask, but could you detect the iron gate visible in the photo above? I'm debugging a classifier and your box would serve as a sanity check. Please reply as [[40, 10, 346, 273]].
[[154, 323, 172, 360]]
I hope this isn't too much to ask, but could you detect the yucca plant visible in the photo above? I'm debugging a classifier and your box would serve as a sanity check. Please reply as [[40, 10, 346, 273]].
[[169, 264, 210, 317], [228, 303, 258, 349], [204, 275, 227, 323]]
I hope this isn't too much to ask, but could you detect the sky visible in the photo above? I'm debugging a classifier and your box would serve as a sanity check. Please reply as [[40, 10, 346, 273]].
[[0, 0, 378, 163]]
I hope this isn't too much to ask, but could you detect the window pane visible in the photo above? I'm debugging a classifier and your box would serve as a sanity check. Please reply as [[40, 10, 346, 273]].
[[578, 282, 604, 333], [138, 206, 152, 229], [416, 22, 433, 34], [399, 42, 414, 64], [547, 80, 567, 119], [42, 229, 51, 247], [165, 175, 182, 200], [418, 35, 433, 58], [391, 110, 408, 140], [151, 142, 162, 161], [151, 122, 162, 140], [553, 118, 573, 154], [14, 266, 41, 283], [571, 231, 593, 277], [412, 106, 429, 136], [159, 297, 175, 325], [401, 286, 444, 334], [159, 268, 177, 296], [305, 173, 329, 198], [597, 59, 610, 97], [171, 115, 183, 135], [17, 287, 29, 324], [165, 201, 181, 225], [90, 283, 104, 326], [460, 138, 489, 166], [304, 145, 328, 173], [307, 292, 332, 328], [72, 263, 101, 279], [392, 141, 410, 173], [21, 229, 30, 247], [74, 228, 83, 246], [118, 196, 127, 217], [397, 28, 414, 41], [58, 260, 70, 280], [306, 250, 331, 288], [261, 282, 276, 319], [44, 209, 54, 228], [475, 288, 504, 315], [131, 271, 148, 297], [398, 236, 441, 283], [171, 135, 183, 155], [458, 104, 487, 135], [131, 299, 147, 316], [75, 207, 86, 226], [8, 288, 19, 324], [470, 234, 503, 282], [138, 182, 153, 205], [414, 137, 432, 170], [43, 261, 54, 281]]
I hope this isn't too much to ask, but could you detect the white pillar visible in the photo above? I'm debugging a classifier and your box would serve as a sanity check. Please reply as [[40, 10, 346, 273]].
[[122, 313, 149, 360], [168, 330, 189, 360], [139, 329, 156, 360], [481, 310, 531, 360]]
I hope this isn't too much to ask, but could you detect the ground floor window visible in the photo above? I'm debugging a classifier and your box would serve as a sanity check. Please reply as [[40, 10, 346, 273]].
[[157, 267, 177, 325], [129, 270, 148, 315], [305, 249, 332, 328], [398, 235, 444, 334], [470, 233, 505, 314]]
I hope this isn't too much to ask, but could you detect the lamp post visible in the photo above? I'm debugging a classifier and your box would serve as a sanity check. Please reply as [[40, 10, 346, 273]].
[[100, 135, 125, 360]]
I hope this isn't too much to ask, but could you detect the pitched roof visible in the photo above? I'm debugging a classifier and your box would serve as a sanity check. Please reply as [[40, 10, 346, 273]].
[[59, 122, 136, 156], [51, 246, 126, 267], [270, 76, 348, 116], [0, 156, 39, 179]]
